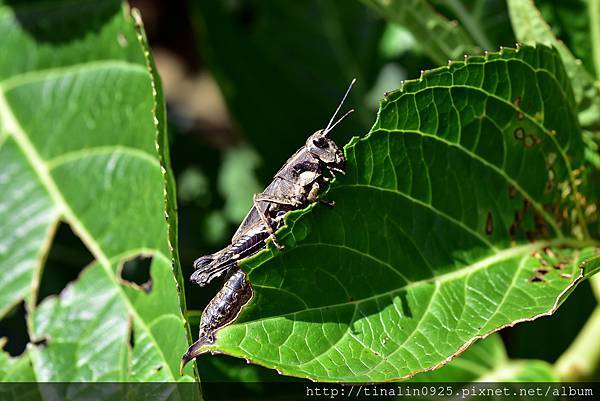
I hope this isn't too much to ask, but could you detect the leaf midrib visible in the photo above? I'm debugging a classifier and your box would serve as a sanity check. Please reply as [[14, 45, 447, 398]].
[[0, 60, 147, 92], [240, 242, 587, 381], [245, 238, 594, 326], [46, 145, 160, 170], [0, 63, 178, 380]]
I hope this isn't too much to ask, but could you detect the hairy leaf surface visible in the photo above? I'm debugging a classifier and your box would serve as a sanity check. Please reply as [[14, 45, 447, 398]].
[[198, 45, 599, 382], [0, 0, 195, 384]]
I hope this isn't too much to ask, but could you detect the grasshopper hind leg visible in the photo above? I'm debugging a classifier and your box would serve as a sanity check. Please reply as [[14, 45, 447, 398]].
[[191, 246, 239, 286], [190, 227, 271, 286], [252, 194, 287, 250], [190, 258, 238, 287]]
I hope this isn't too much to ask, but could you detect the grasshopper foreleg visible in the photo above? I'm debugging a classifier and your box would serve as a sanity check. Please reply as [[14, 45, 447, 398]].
[[305, 181, 335, 207]]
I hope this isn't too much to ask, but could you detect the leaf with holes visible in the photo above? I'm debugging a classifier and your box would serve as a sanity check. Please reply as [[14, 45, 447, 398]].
[[0, 0, 197, 386], [195, 45, 600, 382], [507, 0, 600, 241]]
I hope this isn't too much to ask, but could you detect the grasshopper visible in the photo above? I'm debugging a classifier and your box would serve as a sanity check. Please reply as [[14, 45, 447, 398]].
[[181, 81, 355, 370], [190, 79, 355, 286]]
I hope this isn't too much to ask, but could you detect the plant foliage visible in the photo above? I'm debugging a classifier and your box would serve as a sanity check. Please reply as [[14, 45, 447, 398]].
[[196, 45, 600, 382]]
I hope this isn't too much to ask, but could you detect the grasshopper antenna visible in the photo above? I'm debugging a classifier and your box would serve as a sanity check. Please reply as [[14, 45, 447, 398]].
[[324, 78, 356, 134], [324, 108, 354, 135]]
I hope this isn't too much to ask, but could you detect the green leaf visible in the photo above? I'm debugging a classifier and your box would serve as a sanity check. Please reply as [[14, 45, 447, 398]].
[[191, 0, 384, 176], [195, 45, 599, 382], [0, 0, 196, 384], [0, 342, 34, 382], [412, 335, 557, 381], [362, 0, 475, 65], [582, 254, 600, 278], [507, 0, 600, 130]]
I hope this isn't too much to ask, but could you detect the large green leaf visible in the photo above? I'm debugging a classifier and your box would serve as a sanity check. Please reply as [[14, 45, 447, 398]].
[[0, 0, 195, 384], [194, 45, 599, 382]]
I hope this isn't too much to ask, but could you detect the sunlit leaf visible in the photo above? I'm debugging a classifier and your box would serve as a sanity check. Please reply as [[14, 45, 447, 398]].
[[196, 45, 599, 382], [0, 0, 196, 386]]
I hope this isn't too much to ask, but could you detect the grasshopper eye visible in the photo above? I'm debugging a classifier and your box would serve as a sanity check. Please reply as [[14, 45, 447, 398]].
[[313, 137, 328, 148], [292, 163, 304, 175]]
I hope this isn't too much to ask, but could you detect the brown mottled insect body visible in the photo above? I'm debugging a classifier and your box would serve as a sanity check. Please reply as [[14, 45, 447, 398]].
[[181, 269, 252, 368], [182, 80, 356, 369], [200, 269, 253, 342], [190, 136, 347, 287], [190, 80, 354, 287]]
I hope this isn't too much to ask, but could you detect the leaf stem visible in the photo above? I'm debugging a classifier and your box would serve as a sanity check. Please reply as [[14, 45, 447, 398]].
[[589, 0, 600, 80], [444, 0, 493, 50], [555, 306, 600, 380]]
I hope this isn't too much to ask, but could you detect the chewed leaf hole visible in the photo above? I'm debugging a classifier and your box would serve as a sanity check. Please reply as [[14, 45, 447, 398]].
[[120, 255, 153, 292], [38, 222, 94, 303], [128, 319, 135, 348], [0, 302, 29, 356]]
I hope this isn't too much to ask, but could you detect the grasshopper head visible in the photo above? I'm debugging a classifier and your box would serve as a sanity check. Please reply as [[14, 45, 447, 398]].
[[306, 130, 346, 174], [305, 79, 355, 175]]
